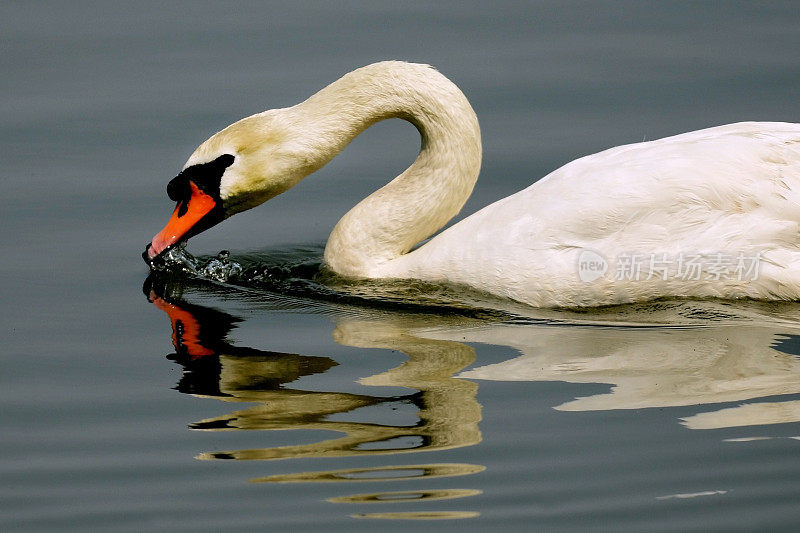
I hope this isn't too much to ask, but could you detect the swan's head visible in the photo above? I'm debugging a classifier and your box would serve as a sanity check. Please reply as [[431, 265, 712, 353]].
[[144, 109, 317, 262]]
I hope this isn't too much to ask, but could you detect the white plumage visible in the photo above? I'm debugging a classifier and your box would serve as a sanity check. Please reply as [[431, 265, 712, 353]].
[[181, 62, 800, 307]]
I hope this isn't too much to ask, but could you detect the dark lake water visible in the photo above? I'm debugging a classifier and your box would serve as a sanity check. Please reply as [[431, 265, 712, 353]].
[[3, 2, 800, 531]]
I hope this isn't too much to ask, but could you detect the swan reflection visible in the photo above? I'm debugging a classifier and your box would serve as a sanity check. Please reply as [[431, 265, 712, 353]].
[[146, 276, 483, 461], [146, 271, 800, 520], [146, 273, 486, 518], [451, 320, 800, 429], [682, 399, 800, 430], [328, 488, 482, 504], [148, 273, 800, 435]]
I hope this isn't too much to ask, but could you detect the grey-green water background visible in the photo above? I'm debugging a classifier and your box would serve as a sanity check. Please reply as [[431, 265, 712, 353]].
[[3, 1, 800, 531]]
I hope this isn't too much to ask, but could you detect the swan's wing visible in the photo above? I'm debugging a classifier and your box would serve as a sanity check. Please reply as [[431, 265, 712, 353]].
[[529, 121, 800, 248], [394, 122, 800, 306]]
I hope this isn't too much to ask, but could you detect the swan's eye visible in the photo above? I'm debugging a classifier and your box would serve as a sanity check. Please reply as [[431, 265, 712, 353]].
[[168, 154, 235, 201]]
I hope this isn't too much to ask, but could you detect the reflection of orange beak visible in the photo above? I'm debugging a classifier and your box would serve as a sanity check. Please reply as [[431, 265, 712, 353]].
[[145, 181, 220, 262], [149, 290, 214, 357]]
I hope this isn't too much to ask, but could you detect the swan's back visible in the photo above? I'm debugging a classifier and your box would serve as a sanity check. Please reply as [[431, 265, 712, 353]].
[[386, 122, 800, 307]]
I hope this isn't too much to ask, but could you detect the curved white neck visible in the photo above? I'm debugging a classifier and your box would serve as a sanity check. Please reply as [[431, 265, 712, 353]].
[[283, 62, 482, 277]]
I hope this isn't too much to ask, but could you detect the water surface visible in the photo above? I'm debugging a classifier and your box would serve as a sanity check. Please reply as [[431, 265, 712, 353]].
[[3, 2, 800, 531]]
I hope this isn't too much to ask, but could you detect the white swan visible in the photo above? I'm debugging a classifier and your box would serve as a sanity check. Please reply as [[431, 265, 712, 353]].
[[145, 61, 800, 307]]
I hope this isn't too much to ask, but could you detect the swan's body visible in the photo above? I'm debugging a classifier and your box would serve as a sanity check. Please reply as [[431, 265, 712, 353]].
[[146, 61, 800, 307]]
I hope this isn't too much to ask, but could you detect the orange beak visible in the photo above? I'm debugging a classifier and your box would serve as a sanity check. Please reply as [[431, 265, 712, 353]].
[[145, 181, 221, 262]]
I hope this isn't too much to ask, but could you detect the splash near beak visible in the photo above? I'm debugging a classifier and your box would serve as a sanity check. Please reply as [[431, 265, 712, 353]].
[[144, 181, 222, 262]]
